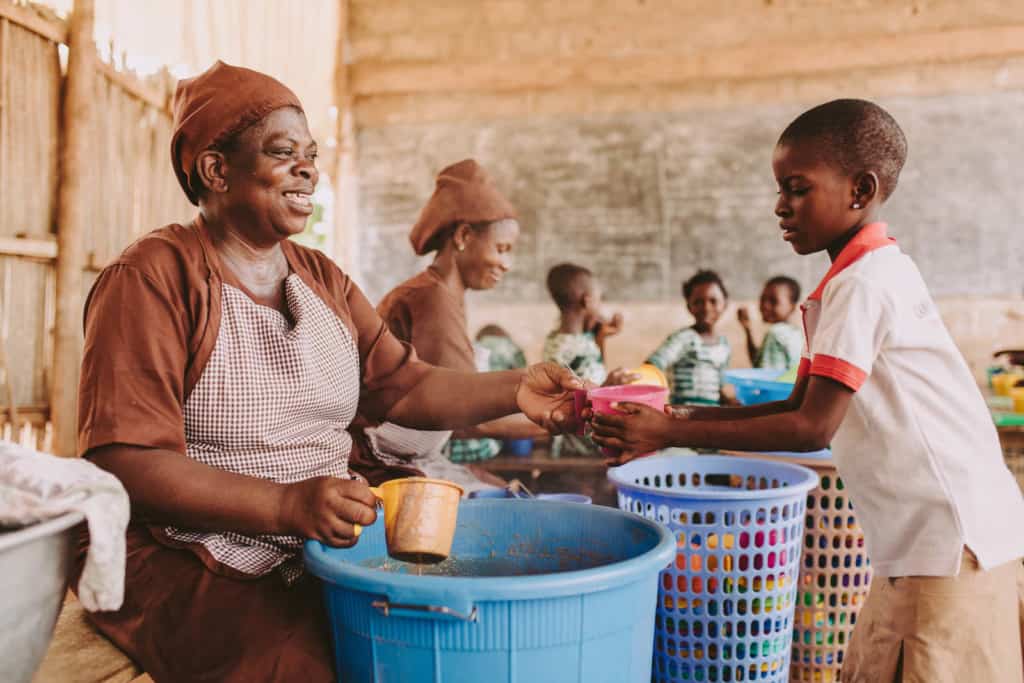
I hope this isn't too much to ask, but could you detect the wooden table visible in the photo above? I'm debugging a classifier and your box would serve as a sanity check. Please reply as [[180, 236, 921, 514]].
[[475, 448, 618, 506]]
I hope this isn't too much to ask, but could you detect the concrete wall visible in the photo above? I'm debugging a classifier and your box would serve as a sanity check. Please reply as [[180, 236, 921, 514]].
[[342, 0, 1024, 377]]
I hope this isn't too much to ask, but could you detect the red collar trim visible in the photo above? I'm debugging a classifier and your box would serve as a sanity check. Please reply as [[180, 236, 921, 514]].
[[807, 223, 894, 301]]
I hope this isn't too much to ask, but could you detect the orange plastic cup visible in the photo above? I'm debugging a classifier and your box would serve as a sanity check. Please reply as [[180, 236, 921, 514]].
[[353, 477, 464, 564]]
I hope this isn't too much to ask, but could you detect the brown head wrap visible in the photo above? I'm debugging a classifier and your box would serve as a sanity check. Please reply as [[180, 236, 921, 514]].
[[170, 61, 304, 205], [409, 159, 518, 255]]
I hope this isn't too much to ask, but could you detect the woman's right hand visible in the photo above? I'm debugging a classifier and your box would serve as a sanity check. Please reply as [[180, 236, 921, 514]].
[[278, 476, 378, 548]]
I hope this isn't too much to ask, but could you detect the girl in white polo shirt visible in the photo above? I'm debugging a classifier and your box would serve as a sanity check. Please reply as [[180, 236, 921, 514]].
[[590, 99, 1024, 683]]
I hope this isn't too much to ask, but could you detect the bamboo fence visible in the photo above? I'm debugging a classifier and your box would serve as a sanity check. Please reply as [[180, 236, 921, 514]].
[[0, 0, 191, 453]]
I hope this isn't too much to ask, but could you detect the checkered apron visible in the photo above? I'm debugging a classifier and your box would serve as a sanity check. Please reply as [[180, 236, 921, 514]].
[[164, 274, 360, 582]]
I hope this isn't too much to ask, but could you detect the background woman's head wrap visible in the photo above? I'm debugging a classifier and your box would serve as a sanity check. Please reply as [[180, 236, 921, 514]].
[[409, 159, 518, 255], [170, 61, 303, 205]]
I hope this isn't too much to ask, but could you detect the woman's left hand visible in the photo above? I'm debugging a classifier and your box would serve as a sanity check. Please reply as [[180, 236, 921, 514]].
[[516, 362, 588, 433], [589, 402, 678, 465]]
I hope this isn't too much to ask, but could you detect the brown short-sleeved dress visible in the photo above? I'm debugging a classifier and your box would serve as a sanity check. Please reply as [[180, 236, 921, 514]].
[[74, 217, 430, 682], [375, 266, 476, 372]]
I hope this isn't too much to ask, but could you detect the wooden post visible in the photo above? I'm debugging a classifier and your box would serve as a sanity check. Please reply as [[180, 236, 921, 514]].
[[51, 0, 95, 456], [332, 0, 361, 280]]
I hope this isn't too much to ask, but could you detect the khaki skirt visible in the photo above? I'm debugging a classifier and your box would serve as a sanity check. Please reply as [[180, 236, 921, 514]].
[[842, 550, 1024, 683]]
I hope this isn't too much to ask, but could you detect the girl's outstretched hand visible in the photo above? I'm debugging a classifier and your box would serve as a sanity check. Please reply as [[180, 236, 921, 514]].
[[589, 402, 682, 466]]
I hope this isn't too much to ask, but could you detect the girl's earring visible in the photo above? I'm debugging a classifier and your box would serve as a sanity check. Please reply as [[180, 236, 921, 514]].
[[851, 202, 861, 209]]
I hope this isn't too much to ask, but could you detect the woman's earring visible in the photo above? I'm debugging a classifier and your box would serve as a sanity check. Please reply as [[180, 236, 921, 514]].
[[457, 244, 465, 252], [851, 202, 861, 209]]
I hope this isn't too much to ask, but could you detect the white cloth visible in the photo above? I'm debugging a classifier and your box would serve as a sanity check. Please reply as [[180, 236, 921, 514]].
[[801, 229, 1024, 578], [365, 422, 498, 494], [0, 441, 129, 611]]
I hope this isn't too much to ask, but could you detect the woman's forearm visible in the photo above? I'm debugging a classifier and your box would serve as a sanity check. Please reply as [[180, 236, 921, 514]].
[[88, 445, 288, 533], [386, 368, 523, 430], [452, 413, 547, 440]]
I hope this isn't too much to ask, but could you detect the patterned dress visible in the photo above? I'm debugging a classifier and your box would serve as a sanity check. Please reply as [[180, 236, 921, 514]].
[[755, 321, 804, 370], [542, 331, 608, 385], [646, 328, 731, 405]]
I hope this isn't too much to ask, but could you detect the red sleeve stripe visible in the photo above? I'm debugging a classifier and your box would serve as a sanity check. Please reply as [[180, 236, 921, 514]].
[[797, 357, 811, 377], [810, 354, 867, 391]]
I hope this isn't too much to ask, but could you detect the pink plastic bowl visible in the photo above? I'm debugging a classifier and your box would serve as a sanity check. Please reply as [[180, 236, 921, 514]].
[[587, 384, 669, 415], [573, 385, 670, 456]]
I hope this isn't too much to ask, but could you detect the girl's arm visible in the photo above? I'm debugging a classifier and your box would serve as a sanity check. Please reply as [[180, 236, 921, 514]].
[[672, 374, 809, 420], [590, 374, 850, 464], [744, 329, 759, 367]]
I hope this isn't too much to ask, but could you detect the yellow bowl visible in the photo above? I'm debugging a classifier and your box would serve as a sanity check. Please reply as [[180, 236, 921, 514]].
[[1011, 387, 1024, 415], [629, 363, 668, 388], [993, 372, 1024, 397]]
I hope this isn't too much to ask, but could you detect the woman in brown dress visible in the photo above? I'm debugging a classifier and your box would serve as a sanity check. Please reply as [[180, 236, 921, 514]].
[[74, 62, 580, 682], [364, 160, 547, 489]]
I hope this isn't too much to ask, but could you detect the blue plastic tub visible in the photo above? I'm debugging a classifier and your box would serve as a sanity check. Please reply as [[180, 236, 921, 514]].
[[723, 369, 794, 405], [536, 493, 592, 504], [466, 487, 526, 499], [503, 438, 534, 456], [466, 490, 591, 504], [305, 499, 675, 682], [609, 455, 818, 683]]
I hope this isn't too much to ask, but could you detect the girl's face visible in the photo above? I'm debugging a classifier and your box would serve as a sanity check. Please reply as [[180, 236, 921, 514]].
[[456, 218, 520, 291], [760, 283, 797, 324], [772, 140, 859, 256], [687, 282, 727, 331]]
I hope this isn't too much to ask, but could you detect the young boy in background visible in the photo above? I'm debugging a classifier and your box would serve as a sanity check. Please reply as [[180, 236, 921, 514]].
[[738, 276, 804, 370], [543, 263, 635, 455], [645, 270, 732, 405], [590, 99, 1024, 683]]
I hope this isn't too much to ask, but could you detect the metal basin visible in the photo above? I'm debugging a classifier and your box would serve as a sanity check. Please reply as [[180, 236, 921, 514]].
[[0, 512, 83, 683]]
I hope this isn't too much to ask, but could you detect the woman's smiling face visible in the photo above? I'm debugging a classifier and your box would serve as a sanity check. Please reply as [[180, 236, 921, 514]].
[[457, 218, 520, 291], [218, 106, 320, 244]]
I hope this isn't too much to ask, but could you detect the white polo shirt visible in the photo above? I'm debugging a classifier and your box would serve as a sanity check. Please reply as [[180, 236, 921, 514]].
[[799, 222, 1024, 578]]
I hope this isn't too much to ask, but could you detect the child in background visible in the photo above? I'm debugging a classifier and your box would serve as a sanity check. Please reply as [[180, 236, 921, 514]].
[[475, 324, 528, 372], [738, 276, 804, 370], [543, 263, 636, 456], [448, 325, 530, 462], [591, 99, 1024, 683], [645, 270, 731, 405]]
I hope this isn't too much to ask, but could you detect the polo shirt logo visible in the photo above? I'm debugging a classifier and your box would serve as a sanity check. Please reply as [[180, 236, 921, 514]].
[[913, 301, 931, 318]]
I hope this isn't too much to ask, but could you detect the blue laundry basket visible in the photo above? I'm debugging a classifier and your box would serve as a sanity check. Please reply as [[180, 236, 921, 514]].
[[609, 454, 818, 683], [724, 369, 794, 405], [305, 499, 675, 683]]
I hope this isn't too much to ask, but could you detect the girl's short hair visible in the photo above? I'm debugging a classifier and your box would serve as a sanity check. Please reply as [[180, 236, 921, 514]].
[[682, 269, 728, 301]]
